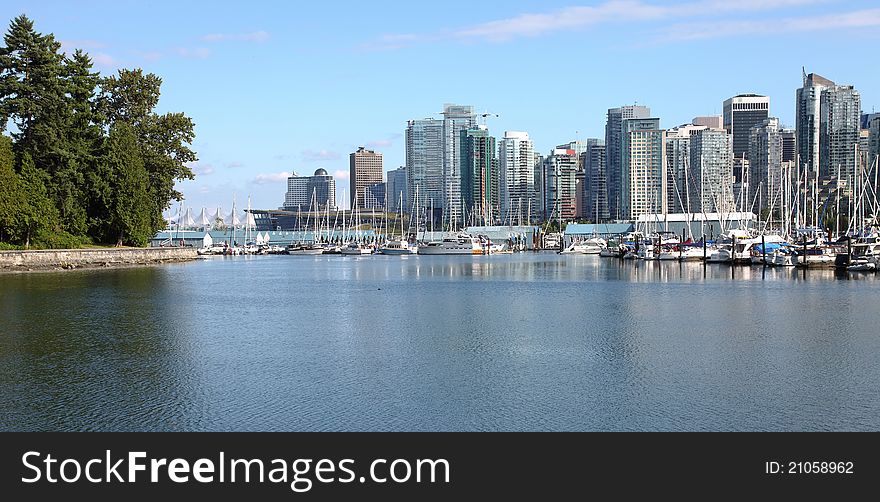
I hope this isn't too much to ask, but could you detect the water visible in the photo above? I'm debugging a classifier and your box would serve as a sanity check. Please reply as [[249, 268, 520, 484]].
[[2, 254, 879, 431]]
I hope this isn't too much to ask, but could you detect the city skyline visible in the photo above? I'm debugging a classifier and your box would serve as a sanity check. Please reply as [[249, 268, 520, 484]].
[[8, 0, 880, 213]]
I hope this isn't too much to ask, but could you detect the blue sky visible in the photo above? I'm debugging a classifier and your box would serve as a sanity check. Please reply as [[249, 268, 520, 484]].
[[4, 0, 879, 213]]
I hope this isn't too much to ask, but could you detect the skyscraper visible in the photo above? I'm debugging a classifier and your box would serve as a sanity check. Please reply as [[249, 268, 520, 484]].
[[405, 118, 444, 219], [796, 72, 835, 175], [820, 84, 860, 182], [690, 128, 734, 214], [621, 117, 665, 219], [870, 115, 880, 168], [606, 105, 650, 220], [386, 166, 408, 213], [665, 123, 709, 213], [498, 131, 536, 225], [349, 146, 383, 209], [749, 118, 785, 218], [460, 126, 499, 225], [282, 169, 337, 211], [442, 104, 476, 225], [583, 140, 607, 222], [542, 149, 579, 221], [723, 94, 769, 181]]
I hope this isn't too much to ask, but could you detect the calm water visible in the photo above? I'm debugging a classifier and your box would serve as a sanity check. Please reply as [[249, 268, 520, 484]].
[[2, 254, 879, 431]]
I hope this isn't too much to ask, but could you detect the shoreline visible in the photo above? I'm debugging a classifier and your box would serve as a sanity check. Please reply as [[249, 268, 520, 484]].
[[0, 247, 200, 274]]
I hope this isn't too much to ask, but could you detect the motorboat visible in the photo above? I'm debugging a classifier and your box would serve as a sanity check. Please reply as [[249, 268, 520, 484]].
[[418, 233, 487, 255]]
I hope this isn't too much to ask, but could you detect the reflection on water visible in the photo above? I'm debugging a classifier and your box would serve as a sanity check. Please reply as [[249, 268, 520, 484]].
[[1, 254, 879, 431]]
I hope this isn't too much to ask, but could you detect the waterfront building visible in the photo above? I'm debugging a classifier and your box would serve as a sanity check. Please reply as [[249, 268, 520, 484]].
[[870, 115, 880, 167], [533, 152, 545, 221], [723, 94, 769, 183], [405, 117, 444, 220], [690, 128, 734, 215], [693, 116, 723, 129], [498, 131, 536, 225], [621, 117, 665, 219], [542, 149, 579, 221], [606, 105, 651, 220], [442, 104, 477, 226], [460, 126, 499, 225], [282, 169, 337, 211], [665, 123, 708, 214], [582, 141, 607, 222], [749, 118, 786, 218], [819, 83, 860, 183], [781, 127, 796, 163], [386, 166, 407, 213], [350, 147, 383, 209], [362, 182, 386, 210], [796, 72, 835, 176]]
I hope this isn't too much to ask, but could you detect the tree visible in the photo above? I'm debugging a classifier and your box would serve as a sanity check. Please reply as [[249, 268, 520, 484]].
[[0, 134, 20, 242], [106, 123, 151, 246], [17, 152, 57, 248], [100, 69, 196, 235]]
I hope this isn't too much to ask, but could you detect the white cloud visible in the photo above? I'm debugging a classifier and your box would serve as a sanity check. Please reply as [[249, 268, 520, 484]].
[[202, 31, 270, 43], [253, 172, 292, 184], [363, 0, 835, 48], [662, 7, 880, 41], [176, 47, 211, 59], [333, 170, 350, 180], [302, 149, 340, 162], [187, 162, 215, 176], [91, 52, 118, 68]]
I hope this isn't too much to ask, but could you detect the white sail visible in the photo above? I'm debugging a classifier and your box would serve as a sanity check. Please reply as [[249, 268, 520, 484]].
[[244, 210, 256, 229]]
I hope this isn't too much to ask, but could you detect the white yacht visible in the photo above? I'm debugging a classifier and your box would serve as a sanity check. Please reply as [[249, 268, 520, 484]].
[[561, 237, 606, 255], [418, 233, 487, 255], [340, 242, 374, 255], [379, 239, 417, 255]]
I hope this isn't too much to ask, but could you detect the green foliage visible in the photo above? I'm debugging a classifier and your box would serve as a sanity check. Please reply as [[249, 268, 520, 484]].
[[107, 123, 151, 246], [0, 134, 19, 241], [0, 15, 197, 249], [17, 152, 58, 248]]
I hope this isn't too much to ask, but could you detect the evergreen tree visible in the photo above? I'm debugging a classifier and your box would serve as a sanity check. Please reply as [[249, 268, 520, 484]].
[[17, 152, 57, 248], [0, 134, 19, 242], [107, 123, 151, 246], [100, 69, 196, 234]]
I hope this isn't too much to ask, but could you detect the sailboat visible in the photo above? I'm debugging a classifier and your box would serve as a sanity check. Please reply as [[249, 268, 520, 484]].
[[380, 191, 417, 255]]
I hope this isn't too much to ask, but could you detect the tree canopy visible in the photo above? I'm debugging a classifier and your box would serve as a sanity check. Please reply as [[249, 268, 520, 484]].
[[0, 14, 197, 248]]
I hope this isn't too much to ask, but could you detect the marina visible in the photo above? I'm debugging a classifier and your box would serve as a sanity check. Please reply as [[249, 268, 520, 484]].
[[2, 253, 879, 432]]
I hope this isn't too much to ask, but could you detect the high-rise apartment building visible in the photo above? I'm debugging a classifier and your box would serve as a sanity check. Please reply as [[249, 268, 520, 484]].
[[621, 117, 665, 219], [349, 146, 383, 209], [665, 123, 709, 213], [870, 115, 880, 168], [386, 166, 408, 213], [749, 118, 786, 218], [542, 149, 579, 221], [442, 104, 476, 225], [498, 131, 536, 225], [460, 126, 499, 225], [796, 72, 835, 175], [723, 94, 769, 181], [405, 118, 444, 217], [820, 84, 861, 182], [583, 140, 607, 222], [606, 105, 650, 220], [690, 128, 734, 214], [282, 169, 337, 211]]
